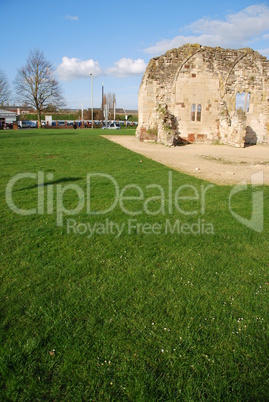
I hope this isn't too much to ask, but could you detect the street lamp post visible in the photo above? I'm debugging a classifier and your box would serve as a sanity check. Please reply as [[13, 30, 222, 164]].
[[90, 73, 93, 129], [123, 109, 128, 126], [102, 82, 104, 122]]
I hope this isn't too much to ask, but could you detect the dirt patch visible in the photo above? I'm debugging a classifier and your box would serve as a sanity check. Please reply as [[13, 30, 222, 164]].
[[103, 135, 269, 185]]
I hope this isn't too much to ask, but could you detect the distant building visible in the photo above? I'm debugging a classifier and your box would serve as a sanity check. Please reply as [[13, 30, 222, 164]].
[[0, 109, 16, 126]]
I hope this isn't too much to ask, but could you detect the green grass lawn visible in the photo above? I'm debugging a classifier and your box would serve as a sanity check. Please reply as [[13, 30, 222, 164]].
[[0, 128, 268, 401]]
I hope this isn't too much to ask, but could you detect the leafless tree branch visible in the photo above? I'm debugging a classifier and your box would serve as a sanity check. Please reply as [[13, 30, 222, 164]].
[[0, 70, 11, 104], [14, 49, 65, 126]]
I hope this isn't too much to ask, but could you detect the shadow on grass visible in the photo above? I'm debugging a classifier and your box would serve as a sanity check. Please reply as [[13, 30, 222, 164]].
[[16, 177, 83, 191]]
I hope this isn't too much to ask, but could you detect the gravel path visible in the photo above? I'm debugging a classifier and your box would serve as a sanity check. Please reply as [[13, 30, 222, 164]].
[[103, 135, 269, 185]]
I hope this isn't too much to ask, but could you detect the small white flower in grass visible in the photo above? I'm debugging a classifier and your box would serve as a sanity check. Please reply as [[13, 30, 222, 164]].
[[161, 349, 164, 353]]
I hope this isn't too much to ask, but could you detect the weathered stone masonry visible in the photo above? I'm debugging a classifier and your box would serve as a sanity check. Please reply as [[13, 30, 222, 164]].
[[136, 44, 269, 147]]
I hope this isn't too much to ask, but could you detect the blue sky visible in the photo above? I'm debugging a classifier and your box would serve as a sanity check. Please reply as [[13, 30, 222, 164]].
[[1, 0, 269, 110]]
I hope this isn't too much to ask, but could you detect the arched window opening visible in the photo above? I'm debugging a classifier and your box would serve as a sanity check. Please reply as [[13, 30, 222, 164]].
[[191, 104, 196, 121], [191, 104, 202, 122], [197, 104, 202, 121], [246, 93, 250, 112], [236, 92, 245, 110], [236, 92, 251, 112]]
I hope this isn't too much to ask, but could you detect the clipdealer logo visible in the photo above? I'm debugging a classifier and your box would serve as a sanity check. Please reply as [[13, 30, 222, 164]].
[[229, 171, 264, 233], [6, 170, 264, 236], [5, 171, 215, 236]]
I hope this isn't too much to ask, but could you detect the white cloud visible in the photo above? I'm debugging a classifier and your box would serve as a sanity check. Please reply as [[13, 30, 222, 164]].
[[57, 57, 147, 81], [145, 4, 269, 55], [64, 15, 79, 21], [56, 57, 102, 81], [106, 58, 147, 77]]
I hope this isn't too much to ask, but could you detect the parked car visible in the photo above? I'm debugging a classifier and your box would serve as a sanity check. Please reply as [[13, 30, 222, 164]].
[[101, 122, 110, 129], [102, 122, 121, 130], [18, 121, 37, 128], [108, 122, 121, 130], [6, 123, 14, 129]]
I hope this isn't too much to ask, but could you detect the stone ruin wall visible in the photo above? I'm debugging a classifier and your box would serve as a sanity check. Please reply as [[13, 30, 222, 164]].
[[136, 44, 269, 147]]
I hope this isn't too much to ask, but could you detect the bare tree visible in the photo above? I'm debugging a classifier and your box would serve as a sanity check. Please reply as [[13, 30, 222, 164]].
[[14, 49, 65, 127], [106, 92, 116, 110], [0, 69, 11, 105], [106, 92, 113, 109]]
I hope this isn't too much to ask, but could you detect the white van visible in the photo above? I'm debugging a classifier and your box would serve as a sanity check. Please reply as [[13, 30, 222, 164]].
[[18, 121, 37, 129]]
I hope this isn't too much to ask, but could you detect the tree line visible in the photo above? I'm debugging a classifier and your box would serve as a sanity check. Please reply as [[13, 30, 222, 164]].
[[0, 49, 121, 127]]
